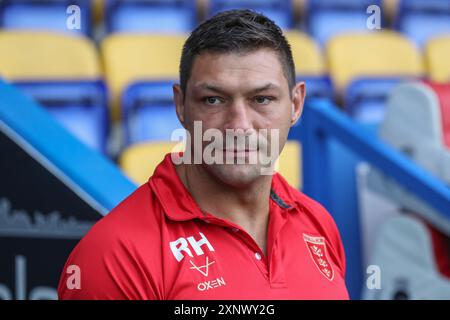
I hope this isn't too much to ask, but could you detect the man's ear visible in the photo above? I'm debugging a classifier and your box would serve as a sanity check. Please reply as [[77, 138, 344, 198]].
[[173, 84, 186, 128], [291, 82, 306, 126]]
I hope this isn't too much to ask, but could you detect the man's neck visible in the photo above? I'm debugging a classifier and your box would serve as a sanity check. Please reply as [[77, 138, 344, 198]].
[[175, 163, 272, 255]]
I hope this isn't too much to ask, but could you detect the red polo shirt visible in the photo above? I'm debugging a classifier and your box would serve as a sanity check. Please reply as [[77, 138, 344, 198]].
[[58, 153, 349, 300]]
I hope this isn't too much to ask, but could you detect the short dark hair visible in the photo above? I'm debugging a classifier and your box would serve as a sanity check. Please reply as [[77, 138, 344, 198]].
[[179, 9, 296, 95]]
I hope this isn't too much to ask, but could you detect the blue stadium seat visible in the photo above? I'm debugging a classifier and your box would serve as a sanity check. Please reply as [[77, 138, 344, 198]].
[[307, 0, 384, 46], [14, 81, 108, 153], [0, 0, 91, 36], [298, 76, 333, 100], [396, 0, 450, 48], [345, 78, 405, 126], [105, 0, 196, 33], [208, 0, 293, 29], [122, 81, 183, 145], [0, 31, 107, 152]]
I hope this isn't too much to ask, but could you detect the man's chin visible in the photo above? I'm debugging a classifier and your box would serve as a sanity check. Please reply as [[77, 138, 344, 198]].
[[204, 163, 266, 188]]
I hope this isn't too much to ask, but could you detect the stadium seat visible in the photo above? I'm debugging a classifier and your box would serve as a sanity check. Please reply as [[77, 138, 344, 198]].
[[345, 77, 402, 125], [379, 81, 450, 184], [0, 31, 107, 152], [120, 140, 302, 189], [327, 32, 424, 124], [120, 142, 184, 185], [363, 214, 450, 299], [122, 81, 182, 145], [102, 34, 185, 144], [396, 0, 450, 48], [427, 82, 450, 150], [0, 0, 92, 36], [277, 140, 302, 190], [285, 31, 333, 99], [359, 81, 450, 299], [307, 0, 384, 46], [426, 36, 450, 83], [208, 0, 293, 29], [102, 34, 184, 117], [105, 0, 197, 33], [14, 81, 108, 152]]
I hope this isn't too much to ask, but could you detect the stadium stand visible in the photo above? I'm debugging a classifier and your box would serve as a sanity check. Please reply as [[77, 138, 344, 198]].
[[104, 0, 197, 33], [122, 80, 180, 144], [395, 0, 450, 48], [101, 34, 185, 144], [0, 79, 134, 300], [379, 81, 450, 186], [326, 31, 424, 124], [428, 82, 450, 150], [306, 0, 383, 46], [208, 0, 293, 29], [285, 31, 333, 99], [0, 31, 108, 152], [426, 36, 450, 84], [0, 0, 92, 36], [359, 81, 450, 299]]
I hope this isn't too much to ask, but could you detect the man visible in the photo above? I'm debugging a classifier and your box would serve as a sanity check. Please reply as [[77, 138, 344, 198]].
[[58, 9, 349, 300]]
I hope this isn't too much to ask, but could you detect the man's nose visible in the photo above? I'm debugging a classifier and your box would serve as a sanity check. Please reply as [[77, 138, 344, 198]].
[[224, 99, 253, 131]]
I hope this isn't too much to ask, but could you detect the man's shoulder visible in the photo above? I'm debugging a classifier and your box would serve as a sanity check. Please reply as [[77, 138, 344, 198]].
[[273, 173, 330, 217], [273, 173, 341, 240], [274, 174, 346, 276], [62, 182, 163, 272], [82, 182, 162, 247], [58, 183, 164, 299]]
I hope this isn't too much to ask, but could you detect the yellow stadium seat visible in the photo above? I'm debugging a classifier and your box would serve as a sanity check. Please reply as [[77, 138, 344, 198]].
[[275, 140, 302, 190], [120, 140, 302, 189], [0, 31, 106, 152], [326, 31, 424, 92], [426, 36, 450, 83], [0, 31, 100, 80], [284, 31, 326, 76], [101, 34, 186, 120], [120, 142, 185, 185]]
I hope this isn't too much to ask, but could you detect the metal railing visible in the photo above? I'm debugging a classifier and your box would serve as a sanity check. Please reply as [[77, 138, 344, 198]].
[[290, 98, 450, 299]]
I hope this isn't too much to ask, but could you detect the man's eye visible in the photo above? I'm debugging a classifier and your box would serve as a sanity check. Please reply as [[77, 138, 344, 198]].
[[203, 97, 223, 105], [254, 96, 273, 105]]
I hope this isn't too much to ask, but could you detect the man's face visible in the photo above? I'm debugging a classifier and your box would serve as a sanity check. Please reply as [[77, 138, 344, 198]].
[[174, 49, 305, 188]]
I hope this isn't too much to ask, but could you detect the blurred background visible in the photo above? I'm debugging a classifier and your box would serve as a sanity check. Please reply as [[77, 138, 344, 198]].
[[0, 0, 449, 300]]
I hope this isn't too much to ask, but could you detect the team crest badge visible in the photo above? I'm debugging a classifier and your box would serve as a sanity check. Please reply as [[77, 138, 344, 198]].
[[303, 234, 334, 281]]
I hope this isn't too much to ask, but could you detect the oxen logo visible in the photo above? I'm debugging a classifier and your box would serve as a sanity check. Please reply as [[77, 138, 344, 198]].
[[190, 256, 215, 277]]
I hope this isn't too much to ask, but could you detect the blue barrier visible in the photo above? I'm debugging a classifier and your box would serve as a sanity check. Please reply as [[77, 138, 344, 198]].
[[290, 99, 450, 299], [0, 79, 137, 298], [0, 79, 136, 213]]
